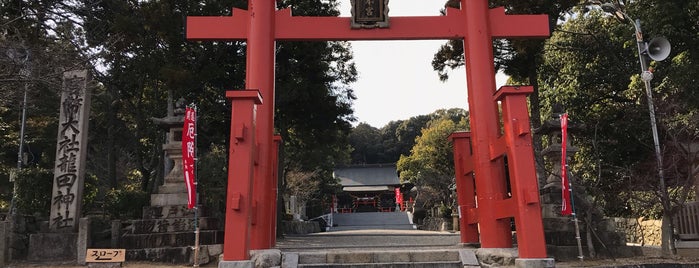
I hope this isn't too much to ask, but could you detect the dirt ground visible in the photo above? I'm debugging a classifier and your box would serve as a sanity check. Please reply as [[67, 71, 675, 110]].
[[556, 256, 699, 267]]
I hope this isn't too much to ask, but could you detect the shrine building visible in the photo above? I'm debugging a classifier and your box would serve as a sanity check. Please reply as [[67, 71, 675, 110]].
[[332, 164, 410, 213]]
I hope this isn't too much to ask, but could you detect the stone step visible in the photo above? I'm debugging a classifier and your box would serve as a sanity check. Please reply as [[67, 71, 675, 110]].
[[157, 183, 187, 194], [126, 244, 222, 265], [121, 230, 224, 249], [333, 212, 412, 228], [297, 261, 463, 267], [299, 250, 460, 264], [292, 249, 473, 267], [142, 205, 209, 219], [123, 217, 219, 234], [150, 193, 189, 206]]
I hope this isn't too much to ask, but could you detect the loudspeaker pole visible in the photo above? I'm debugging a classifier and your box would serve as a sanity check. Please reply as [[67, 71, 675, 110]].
[[600, 3, 674, 254]]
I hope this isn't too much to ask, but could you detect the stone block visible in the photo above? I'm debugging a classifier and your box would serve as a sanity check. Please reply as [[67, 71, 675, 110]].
[[373, 250, 410, 263], [410, 250, 459, 262], [677, 247, 699, 258], [476, 248, 518, 266], [326, 251, 372, 263], [251, 249, 281, 267], [282, 221, 320, 234], [150, 193, 189, 206], [675, 240, 699, 258], [281, 252, 299, 267], [124, 217, 219, 234], [142, 205, 199, 219], [207, 244, 223, 257], [515, 258, 555, 268], [27, 232, 78, 261], [218, 260, 253, 268], [298, 252, 326, 264], [157, 184, 187, 194], [459, 249, 480, 266], [126, 247, 189, 264], [121, 230, 223, 248], [192, 244, 210, 265]]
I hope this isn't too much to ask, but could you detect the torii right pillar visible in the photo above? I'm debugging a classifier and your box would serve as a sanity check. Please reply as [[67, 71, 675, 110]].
[[461, 0, 551, 266]]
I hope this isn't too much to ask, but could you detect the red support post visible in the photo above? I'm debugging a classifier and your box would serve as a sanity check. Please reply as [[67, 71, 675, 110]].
[[223, 90, 262, 261], [462, 0, 512, 248], [449, 132, 479, 244], [247, 0, 276, 250], [494, 86, 547, 258]]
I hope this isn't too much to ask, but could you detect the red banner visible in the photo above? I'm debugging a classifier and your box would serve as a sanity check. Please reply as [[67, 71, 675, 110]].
[[395, 187, 403, 211], [560, 113, 572, 216], [182, 107, 197, 209]]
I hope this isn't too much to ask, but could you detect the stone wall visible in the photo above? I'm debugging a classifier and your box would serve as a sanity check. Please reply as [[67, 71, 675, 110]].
[[419, 217, 451, 232], [282, 221, 320, 235], [610, 217, 662, 246]]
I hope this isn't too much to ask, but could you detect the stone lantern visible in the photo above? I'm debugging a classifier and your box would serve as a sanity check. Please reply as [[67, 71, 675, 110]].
[[534, 105, 584, 250], [151, 98, 189, 206]]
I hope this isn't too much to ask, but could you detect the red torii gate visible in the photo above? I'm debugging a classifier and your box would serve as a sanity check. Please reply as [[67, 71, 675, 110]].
[[187, 0, 550, 265]]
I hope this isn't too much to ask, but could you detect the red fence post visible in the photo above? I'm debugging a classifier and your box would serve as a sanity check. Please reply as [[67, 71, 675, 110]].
[[449, 132, 479, 244], [494, 86, 547, 258]]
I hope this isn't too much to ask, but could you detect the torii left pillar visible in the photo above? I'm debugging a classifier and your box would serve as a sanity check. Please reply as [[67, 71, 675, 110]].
[[187, 0, 553, 266]]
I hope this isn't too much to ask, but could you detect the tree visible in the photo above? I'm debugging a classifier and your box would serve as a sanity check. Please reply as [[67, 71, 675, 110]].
[[0, 0, 90, 215], [538, 2, 699, 255], [432, 0, 583, 185], [348, 123, 382, 164], [397, 110, 469, 209], [80, 0, 357, 203]]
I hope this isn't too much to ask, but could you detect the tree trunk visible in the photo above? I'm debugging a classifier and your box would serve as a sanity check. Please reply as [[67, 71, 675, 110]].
[[527, 57, 546, 187], [661, 208, 677, 255], [107, 86, 118, 189]]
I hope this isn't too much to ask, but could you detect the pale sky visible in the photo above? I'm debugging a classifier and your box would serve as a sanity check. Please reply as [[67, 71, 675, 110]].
[[337, 0, 506, 128]]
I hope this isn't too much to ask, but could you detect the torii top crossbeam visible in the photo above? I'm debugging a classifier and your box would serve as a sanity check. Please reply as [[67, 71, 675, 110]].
[[188, 6, 548, 41]]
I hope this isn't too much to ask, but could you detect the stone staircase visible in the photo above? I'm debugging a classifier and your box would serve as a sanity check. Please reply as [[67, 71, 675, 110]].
[[117, 153, 223, 264], [277, 212, 478, 268], [116, 110, 224, 264], [282, 248, 480, 268], [119, 203, 223, 264], [332, 212, 415, 231]]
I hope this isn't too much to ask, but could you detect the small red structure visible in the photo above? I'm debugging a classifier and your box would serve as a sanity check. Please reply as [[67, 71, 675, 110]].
[[187, 0, 551, 264]]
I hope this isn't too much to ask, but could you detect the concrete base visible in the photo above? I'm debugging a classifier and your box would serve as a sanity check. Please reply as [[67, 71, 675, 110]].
[[676, 240, 699, 258], [27, 232, 78, 261], [218, 260, 254, 268], [515, 258, 555, 268]]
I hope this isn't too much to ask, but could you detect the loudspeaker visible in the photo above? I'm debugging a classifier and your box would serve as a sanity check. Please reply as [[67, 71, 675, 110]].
[[646, 37, 671, 61]]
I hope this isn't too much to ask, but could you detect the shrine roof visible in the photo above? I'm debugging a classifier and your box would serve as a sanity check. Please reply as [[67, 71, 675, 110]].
[[333, 164, 401, 187]]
